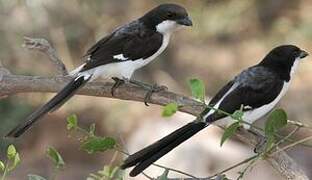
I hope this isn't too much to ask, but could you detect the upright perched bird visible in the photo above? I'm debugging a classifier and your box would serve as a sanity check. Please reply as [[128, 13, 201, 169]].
[[6, 3, 192, 138], [121, 45, 309, 176]]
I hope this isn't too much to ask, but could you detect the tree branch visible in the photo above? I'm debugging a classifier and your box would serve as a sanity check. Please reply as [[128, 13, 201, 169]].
[[23, 36, 68, 76], [0, 38, 309, 180]]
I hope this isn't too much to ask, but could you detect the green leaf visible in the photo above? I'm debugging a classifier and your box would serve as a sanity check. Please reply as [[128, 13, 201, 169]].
[[265, 109, 288, 137], [102, 165, 111, 177], [216, 174, 230, 180], [89, 123, 96, 136], [231, 109, 244, 122], [46, 147, 65, 169], [90, 166, 124, 180], [7, 144, 17, 160], [81, 137, 116, 154], [0, 161, 5, 171], [264, 135, 275, 153], [221, 175, 230, 180], [27, 174, 47, 180], [188, 78, 206, 102], [156, 169, 169, 180], [220, 122, 240, 146], [109, 166, 124, 179], [162, 103, 178, 117], [13, 153, 21, 168], [67, 114, 78, 130], [8, 153, 21, 171]]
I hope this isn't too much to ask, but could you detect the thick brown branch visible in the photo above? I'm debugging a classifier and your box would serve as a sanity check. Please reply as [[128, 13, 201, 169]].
[[0, 73, 308, 180], [0, 74, 203, 115]]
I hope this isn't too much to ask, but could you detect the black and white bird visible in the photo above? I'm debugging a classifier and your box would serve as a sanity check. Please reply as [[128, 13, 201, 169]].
[[121, 45, 309, 176], [6, 3, 192, 138]]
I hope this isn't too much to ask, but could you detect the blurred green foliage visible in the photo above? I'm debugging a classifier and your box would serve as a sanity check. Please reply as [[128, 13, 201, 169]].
[[0, 98, 32, 152]]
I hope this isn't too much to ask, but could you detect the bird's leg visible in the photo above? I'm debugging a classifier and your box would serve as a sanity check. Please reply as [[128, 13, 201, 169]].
[[111, 77, 125, 96], [247, 128, 267, 153], [126, 79, 168, 106]]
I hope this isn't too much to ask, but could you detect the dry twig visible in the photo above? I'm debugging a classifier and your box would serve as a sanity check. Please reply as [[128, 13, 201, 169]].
[[23, 36, 68, 76]]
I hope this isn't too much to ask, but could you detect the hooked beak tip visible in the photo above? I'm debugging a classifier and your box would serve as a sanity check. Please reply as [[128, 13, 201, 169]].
[[300, 50, 309, 59], [177, 17, 193, 26]]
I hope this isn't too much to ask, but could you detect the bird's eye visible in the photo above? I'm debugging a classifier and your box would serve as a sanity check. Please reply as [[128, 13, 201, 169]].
[[167, 12, 175, 18], [293, 50, 300, 56]]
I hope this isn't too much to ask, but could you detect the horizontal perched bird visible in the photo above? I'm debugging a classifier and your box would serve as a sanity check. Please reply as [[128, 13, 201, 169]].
[[6, 3, 192, 138], [121, 45, 309, 176]]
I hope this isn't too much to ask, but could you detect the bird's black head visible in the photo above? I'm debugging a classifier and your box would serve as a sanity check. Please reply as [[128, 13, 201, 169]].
[[140, 4, 192, 33], [259, 45, 309, 81]]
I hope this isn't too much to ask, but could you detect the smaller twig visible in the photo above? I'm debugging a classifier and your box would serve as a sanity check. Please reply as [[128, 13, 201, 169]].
[[152, 164, 199, 179], [109, 151, 119, 166], [237, 156, 259, 180], [0, 60, 10, 99], [206, 155, 258, 179], [0, 61, 11, 76], [142, 172, 154, 180], [23, 36, 68, 76], [288, 120, 312, 130], [273, 126, 301, 150], [270, 135, 312, 156]]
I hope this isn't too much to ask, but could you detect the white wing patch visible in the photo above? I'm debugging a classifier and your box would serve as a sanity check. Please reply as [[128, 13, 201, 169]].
[[203, 83, 238, 119], [244, 105, 253, 110], [113, 54, 128, 61]]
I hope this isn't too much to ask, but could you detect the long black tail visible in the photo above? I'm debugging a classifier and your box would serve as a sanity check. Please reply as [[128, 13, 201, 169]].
[[5, 75, 91, 138], [120, 121, 208, 177]]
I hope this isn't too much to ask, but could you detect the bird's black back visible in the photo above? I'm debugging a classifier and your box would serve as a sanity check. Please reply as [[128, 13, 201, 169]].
[[81, 20, 163, 72], [203, 66, 284, 122]]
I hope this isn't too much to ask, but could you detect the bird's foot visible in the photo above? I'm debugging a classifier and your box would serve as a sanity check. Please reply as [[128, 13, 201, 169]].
[[247, 128, 267, 153], [254, 136, 268, 154], [111, 77, 125, 96], [127, 79, 168, 106]]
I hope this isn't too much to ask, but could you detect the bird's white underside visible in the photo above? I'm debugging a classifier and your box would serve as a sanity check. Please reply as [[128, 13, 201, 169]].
[[156, 20, 182, 34], [206, 58, 301, 129], [69, 20, 181, 81]]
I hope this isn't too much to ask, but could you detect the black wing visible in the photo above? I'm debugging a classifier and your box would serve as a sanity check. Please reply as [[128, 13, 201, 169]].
[[205, 66, 284, 122], [200, 80, 234, 117], [81, 21, 163, 71]]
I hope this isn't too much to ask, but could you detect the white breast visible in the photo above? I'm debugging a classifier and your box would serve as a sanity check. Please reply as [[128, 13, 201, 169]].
[[241, 82, 289, 129]]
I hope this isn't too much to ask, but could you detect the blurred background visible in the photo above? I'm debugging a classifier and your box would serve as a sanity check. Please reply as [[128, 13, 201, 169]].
[[0, 0, 312, 179]]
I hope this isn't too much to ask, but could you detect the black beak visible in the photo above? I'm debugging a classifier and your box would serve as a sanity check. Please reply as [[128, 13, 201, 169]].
[[176, 16, 193, 26], [299, 50, 309, 59]]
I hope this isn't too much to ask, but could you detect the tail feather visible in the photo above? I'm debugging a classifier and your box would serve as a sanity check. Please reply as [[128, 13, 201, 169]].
[[120, 121, 208, 176], [122, 121, 200, 168], [5, 75, 91, 138]]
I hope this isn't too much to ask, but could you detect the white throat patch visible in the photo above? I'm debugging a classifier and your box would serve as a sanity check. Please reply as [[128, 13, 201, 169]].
[[290, 58, 300, 78], [156, 20, 180, 34]]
